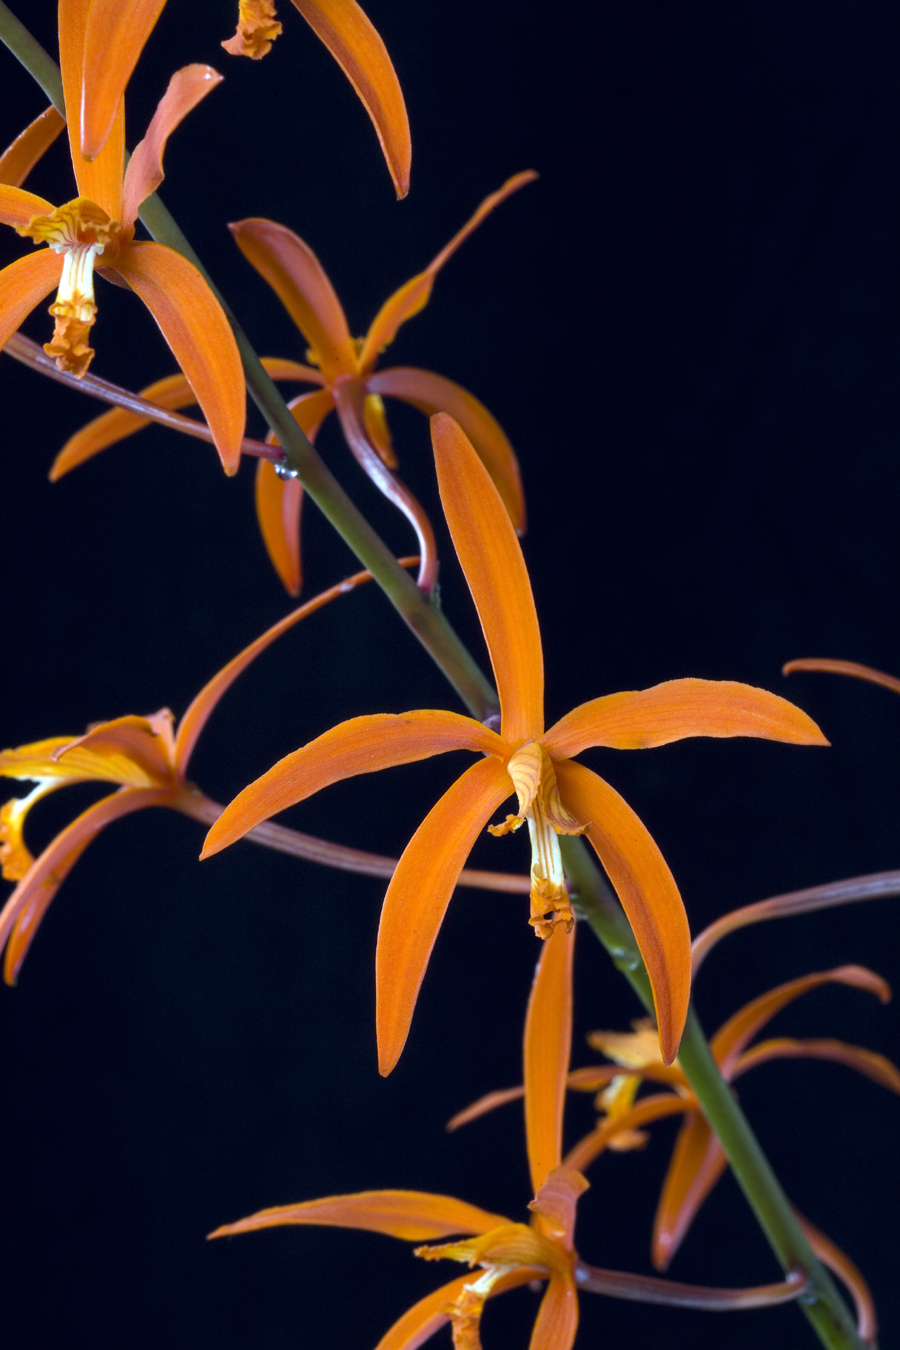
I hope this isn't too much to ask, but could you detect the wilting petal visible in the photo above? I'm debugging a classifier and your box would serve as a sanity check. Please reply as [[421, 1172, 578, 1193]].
[[0, 183, 56, 228], [0, 786, 175, 983], [784, 657, 900, 697], [202, 710, 504, 857], [431, 414, 543, 743], [524, 923, 575, 1191], [530, 1272, 579, 1350], [359, 172, 537, 368], [554, 759, 691, 1066], [652, 1113, 727, 1270], [229, 217, 356, 379], [711, 967, 892, 1079], [111, 241, 245, 474], [544, 678, 828, 759], [208, 1188, 508, 1241], [376, 756, 513, 1075], [255, 386, 334, 593], [564, 1094, 692, 1174], [732, 1037, 900, 1095], [80, 0, 168, 161], [0, 250, 63, 353], [120, 65, 223, 228], [795, 1211, 878, 1345], [0, 107, 66, 188], [59, 0, 126, 219], [290, 0, 411, 197], [368, 367, 525, 532]]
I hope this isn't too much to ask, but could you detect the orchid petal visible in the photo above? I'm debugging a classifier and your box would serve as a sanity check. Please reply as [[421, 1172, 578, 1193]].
[[80, 0, 168, 161], [120, 65, 223, 229], [1, 734, 91, 784], [524, 923, 575, 1192], [359, 172, 537, 368], [59, 0, 125, 218], [447, 1085, 526, 1131], [362, 392, 397, 467], [784, 657, 900, 697], [0, 786, 174, 983], [368, 367, 525, 532], [553, 759, 691, 1065], [711, 967, 892, 1078], [0, 183, 56, 228], [0, 107, 65, 188], [375, 1270, 537, 1350], [0, 250, 64, 352], [529, 1168, 588, 1252], [431, 413, 543, 742], [795, 1211, 877, 1344], [229, 217, 356, 379], [544, 678, 828, 759], [652, 1113, 727, 1270], [111, 241, 245, 474], [55, 712, 176, 786], [376, 756, 513, 1075], [202, 710, 504, 858], [290, 0, 411, 198], [529, 1272, 578, 1350], [732, 1038, 900, 1095], [255, 387, 334, 593], [563, 1094, 692, 1174], [208, 1188, 508, 1241]]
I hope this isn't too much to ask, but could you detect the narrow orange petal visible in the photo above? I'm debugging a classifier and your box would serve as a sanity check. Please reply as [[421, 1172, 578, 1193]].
[[59, 0, 125, 218], [711, 966, 892, 1078], [529, 1272, 578, 1350], [431, 413, 543, 743], [0, 250, 64, 351], [0, 183, 56, 228], [376, 756, 513, 1075], [375, 1270, 539, 1350], [290, 0, 410, 197], [229, 217, 356, 379], [0, 107, 66, 188], [368, 367, 526, 532], [563, 1094, 691, 1174], [208, 1188, 508, 1242], [732, 1037, 900, 1095], [554, 760, 691, 1065], [784, 657, 900, 696], [652, 1113, 727, 1270], [80, 0, 168, 161], [447, 1085, 525, 1132], [524, 923, 575, 1192], [111, 241, 245, 474], [359, 172, 537, 369], [202, 710, 504, 858], [254, 386, 334, 593], [795, 1211, 878, 1344], [544, 678, 829, 759]]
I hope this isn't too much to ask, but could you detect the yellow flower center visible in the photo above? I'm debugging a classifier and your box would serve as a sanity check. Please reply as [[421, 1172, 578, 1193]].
[[18, 198, 121, 378], [488, 742, 587, 938]]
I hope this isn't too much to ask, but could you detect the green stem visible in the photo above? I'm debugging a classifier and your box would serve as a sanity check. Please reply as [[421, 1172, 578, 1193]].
[[561, 835, 867, 1350]]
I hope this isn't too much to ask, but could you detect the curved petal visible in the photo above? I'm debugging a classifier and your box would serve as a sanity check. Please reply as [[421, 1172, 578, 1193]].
[[80, 0, 168, 161], [447, 1085, 525, 1132], [0, 786, 175, 983], [784, 657, 900, 697], [431, 413, 543, 743], [0, 250, 64, 352], [121, 65, 223, 229], [529, 1272, 578, 1350], [368, 367, 525, 532], [208, 1189, 508, 1242], [0, 183, 56, 228], [374, 1270, 537, 1350], [544, 679, 829, 759], [59, 0, 125, 219], [652, 1113, 727, 1270], [290, 0, 411, 198], [55, 712, 176, 787], [731, 1038, 900, 1095], [229, 217, 356, 378], [711, 967, 892, 1078], [563, 1094, 692, 1174], [524, 923, 575, 1192], [202, 710, 504, 858], [795, 1211, 877, 1345], [376, 756, 513, 1075], [553, 759, 691, 1066], [0, 107, 65, 188], [359, 172, 538, 369], [111, 241, 245, 474], [255, 387, 334, 593]]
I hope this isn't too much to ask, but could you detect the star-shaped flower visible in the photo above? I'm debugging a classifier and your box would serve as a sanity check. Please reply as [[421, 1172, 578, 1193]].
[[202, 413, 828, 1072]]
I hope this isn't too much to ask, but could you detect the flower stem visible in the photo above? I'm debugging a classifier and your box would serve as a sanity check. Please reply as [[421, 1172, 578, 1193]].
[[560, 835, 868, 1350]]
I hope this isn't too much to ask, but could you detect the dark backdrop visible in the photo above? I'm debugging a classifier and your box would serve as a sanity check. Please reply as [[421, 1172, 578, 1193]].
[[2, 3, 899, 1346]]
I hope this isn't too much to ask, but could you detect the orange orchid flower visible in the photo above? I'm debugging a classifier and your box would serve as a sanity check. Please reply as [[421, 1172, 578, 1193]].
[[0, 565, 408, 985], [54, 174, 533, 596], [202, 413, 828, 1073], [0, 26, 245, 473], [68, 0, 410, 196], [210, 923, 586, 1350]]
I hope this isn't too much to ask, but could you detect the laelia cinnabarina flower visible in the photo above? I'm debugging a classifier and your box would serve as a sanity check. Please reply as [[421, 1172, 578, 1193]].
[[202, 413, 828, 1073]]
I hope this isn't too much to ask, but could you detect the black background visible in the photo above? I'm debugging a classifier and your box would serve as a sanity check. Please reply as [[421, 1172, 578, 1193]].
[[2, 2, 900, 1346]]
